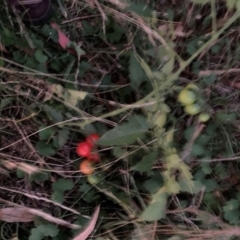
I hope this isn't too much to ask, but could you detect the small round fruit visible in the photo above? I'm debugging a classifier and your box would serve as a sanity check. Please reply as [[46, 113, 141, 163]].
[[178, 89, 197, 105], [88, 152, 100, 163], [79, 160, 94, 175], [198, 112, 210, 122], [184, 104, 201, 115], [186, 83, 199, 92], [86, 133, 100, 148], [87, 174, 100, 185], [76, 142, 91, 157]]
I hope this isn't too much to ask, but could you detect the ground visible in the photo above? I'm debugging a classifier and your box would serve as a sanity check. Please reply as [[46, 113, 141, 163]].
[[1, 0, 240, 239]]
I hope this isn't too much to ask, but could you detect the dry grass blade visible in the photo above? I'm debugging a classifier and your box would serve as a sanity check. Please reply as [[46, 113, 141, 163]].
[[0, 198, 81, 229], [72, 205, 100, 240], [0, 207, 34, 222]]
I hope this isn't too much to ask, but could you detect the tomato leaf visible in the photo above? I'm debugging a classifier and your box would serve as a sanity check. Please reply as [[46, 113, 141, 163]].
[[131, 151, 157, 174], [97, 115, 151, 146], [141, 191, 167, 221], [129, 52, 147, 90]]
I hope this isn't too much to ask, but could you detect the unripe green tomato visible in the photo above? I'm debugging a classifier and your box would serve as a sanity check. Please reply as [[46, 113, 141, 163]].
[[87, 174, 100, 185], [153, 113, 167, 128], [185, 83, 199, 92], [178, 89, 197, 105], [198, 112, 210, 122], [184, 103, 201, 115]]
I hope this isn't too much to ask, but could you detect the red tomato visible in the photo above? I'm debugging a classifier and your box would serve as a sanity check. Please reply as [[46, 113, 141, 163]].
[[76, 142, 91, 157], [88, 152, 100, 163], [86, 133, 100, 148]]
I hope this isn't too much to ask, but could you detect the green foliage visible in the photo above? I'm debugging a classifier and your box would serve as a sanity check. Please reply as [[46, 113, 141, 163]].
[[34, 49, 48, 63], [126, 2, 153, 17], [141, 190, 167, 221], [39, 126, 56, 140], [131, 151, 157, 174], [129, 52, 147, 90], [52, 179, 74, 203], [97, 115, 151, 146], [223, 199, 240, 224], [36, 141, 56, 157], [30, 172, 49, 183], [29, 224, 59, 240], [2, 0, 240, 239], [202, 74, 216, 85]]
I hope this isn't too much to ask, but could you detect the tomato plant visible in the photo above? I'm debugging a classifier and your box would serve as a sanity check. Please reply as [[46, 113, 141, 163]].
[[76, 142, 91, 157]]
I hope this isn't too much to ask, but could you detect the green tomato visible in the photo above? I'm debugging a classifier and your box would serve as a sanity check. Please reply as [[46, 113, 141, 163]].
[[198, 112, 210, 122], [185, 83, 199, 92], [184, 103, 201, 115], [153, 112, 167, 128], [178, 89, 197, 105], [87, 174, 100, 185]]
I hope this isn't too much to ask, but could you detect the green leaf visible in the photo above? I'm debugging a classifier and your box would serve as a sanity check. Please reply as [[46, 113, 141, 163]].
[[196, 134, 211, 146], [39, 126, 56, 140], [202, 74, 216, 85], [161, 57, 175, 76], [186, 39, 198, 55], [129, 53, 146, 90], [191, 143, 205, 156], [56, 129, 70, 148], [201, 162, 212, 174], [29, 228, 43, 240], [179, 179, 202, 194], [34, 49, 48, 63], [165, 175, 180, 194], [223, 199, 240, 224], [201, 179, 219, 192], [97, 115, 151, 146], [184, 126, 195, 141], [79, 182, 92, 192], [52, 179, 74, 192], [36, 141, 56, 157], [52, 179, 74, 203], [131, 151, 157, 174], [42, 105, 63, 122], [52, 191, 64, 204], [126, 2, 152, 17], [29, 224, 59, 240], [30, 172, 49, 183], [113, 147, 126, 158], [16, 169, 25, 178], [141, 191, 167, 221], [143, 179, 164, 194], [107, 21, 125, 43], [216, 112, 237, 123]]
